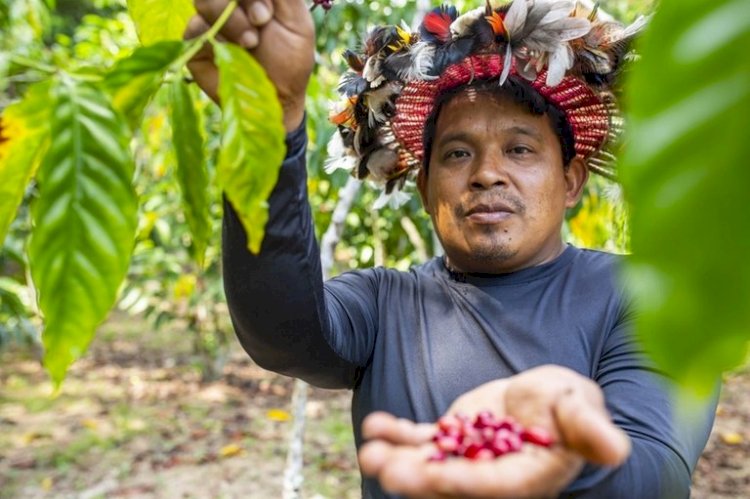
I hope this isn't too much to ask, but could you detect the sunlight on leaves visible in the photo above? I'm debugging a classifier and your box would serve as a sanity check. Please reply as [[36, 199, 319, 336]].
[[213, 42, 286, 254], [127, 0, 195, 46], [169, 79, 211, 267], [0, 81, 52, 245], [103, 41, 184, 129], [28, 79, 138, 387]]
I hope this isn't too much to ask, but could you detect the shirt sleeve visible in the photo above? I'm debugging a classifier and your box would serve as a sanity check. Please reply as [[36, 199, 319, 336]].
[[221, 121, 379, 389], [562, 304, 718, 499]]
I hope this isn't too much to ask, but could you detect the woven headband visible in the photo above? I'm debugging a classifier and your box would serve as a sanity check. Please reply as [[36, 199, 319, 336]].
[[326, 0, 648, 208]]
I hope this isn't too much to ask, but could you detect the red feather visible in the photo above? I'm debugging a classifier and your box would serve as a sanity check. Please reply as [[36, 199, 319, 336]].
[[423, 11, 453, 43]]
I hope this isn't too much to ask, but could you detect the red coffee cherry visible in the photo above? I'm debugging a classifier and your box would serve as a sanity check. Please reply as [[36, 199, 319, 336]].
[[429, 412, 554, 462]]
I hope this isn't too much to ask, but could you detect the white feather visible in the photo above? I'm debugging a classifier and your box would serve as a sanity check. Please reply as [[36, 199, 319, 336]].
[[504, 0, 529, 38], [552, 17, 592, 41], [402, 42, 437, 81], [365, 82, 401, 128], [363, 57, 386, 88], [546, 43, 573, 85], [324, 155, 357, 175], [324, 133, 357, 174], [450, 7, 485, 39], [617, 14, 651, 41], [373, 188, 411, 210], [539, 0, 575, 25], [499, 44, 514, 85]]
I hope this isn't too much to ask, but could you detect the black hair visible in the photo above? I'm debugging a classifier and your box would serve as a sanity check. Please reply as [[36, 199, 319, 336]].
[[421, 76, 576, 174]]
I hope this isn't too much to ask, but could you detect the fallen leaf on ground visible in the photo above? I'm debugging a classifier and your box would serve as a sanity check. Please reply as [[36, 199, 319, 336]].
[[266, 408, 291, 422], [720, 432, 744, 445], [81, 418, 98, 430], [219, 443, 244, 458], [41, 477, 53, 491]]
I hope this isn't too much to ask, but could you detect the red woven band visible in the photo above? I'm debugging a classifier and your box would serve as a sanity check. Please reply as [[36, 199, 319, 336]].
[[391, 53, 610, 162]]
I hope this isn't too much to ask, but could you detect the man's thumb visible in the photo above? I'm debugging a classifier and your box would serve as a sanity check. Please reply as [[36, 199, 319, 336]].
[[554, 388, 632, 467]]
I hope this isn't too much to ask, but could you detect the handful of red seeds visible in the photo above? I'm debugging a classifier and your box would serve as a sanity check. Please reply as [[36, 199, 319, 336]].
[[430, 411, 555, 462]]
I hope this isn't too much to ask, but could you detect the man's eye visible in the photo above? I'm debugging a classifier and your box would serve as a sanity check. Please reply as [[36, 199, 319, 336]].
[[445, 150, 470, 160], [509, 146, 532, 155]]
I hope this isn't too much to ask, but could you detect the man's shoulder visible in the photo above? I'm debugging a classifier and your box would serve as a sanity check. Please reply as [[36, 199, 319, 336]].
[[568, 246, 625, 275], [330, 257, 444, 286], [563, 247, 629, 299]]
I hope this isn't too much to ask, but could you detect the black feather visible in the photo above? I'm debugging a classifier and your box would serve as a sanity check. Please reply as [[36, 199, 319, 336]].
[[338, 73, 368, 96], [357, 156, 370, 179], [338, 126, 355, 149], [385, 175, 407, 195], [382, 51, 413, 81], [343, 49, 365, 72], [429, 37, 476, 76]]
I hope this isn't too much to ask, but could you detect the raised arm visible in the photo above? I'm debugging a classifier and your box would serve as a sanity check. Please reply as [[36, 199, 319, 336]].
[[186, 0, 379, 388]]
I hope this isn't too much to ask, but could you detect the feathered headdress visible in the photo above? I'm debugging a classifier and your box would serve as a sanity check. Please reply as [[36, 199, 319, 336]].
[[326, 0, 649, 208]]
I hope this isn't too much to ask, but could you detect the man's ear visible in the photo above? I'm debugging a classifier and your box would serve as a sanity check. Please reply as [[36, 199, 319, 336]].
[[417, 168, 432, 215], [564, 156, 589, 208]]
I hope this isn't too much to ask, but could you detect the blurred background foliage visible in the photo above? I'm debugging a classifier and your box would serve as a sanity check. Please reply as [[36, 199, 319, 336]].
[[0, 0, 653, 378]]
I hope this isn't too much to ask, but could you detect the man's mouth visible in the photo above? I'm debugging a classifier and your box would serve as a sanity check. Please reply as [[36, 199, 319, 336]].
[[464, 202, 515, 224]]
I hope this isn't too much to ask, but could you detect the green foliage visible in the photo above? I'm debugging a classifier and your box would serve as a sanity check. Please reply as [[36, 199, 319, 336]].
[[169, 78, 211, 267], [0, 0, 662, 386], [0, 80, 52, 245], [28, 78, 138, 387], [103, 40, 184, 128], [126, 0, 195, 45], [620, 0, 750, 394], [214, 42, 286, 254], [0, 0, 290, 383]]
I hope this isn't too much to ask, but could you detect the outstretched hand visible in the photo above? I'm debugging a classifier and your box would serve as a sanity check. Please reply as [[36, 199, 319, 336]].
[[358, 365, 631, 498], [184, 0, 315, 131]]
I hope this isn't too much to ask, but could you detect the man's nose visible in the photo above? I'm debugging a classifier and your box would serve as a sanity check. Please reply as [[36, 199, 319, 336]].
[[470, 151, 509, 190]]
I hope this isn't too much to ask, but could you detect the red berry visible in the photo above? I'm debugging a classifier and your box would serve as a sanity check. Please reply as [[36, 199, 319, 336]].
[[428, 412, 553, 462], [437, 416, 458, 433], [481, 427, 496, 441], [436, 435, 459, 453], [521, 427, 555, 447], [490, 435, 510, 456], [463, 442, 485, 459], [475, 411, 497, 429], [507, 432, 523, 452]]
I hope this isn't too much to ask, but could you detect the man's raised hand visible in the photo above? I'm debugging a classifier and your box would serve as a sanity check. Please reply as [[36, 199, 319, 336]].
[[184, 0, 315, 131]]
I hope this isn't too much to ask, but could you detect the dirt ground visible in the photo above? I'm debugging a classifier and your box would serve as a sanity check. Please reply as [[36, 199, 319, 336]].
[[0, 315, 747, 498]]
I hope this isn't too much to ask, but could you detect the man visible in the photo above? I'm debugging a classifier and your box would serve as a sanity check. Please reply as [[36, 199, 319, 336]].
[[186, 0, 715, 497]]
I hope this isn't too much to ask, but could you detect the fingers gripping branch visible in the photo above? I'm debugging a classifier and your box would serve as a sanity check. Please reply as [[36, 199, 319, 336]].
[[185, 0, 315, 131]]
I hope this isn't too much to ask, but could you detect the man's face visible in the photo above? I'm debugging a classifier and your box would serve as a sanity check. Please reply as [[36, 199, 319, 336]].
[[418, 91, 587, 274]]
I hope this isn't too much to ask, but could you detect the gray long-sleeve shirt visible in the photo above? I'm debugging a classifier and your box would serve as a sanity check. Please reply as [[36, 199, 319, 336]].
[[222, 123, 716, 498]]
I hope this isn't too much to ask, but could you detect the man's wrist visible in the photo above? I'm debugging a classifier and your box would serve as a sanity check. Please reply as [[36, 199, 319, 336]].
[[283, 99, 306, 133]]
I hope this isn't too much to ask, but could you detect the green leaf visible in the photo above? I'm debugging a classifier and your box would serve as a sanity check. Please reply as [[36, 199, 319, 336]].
[[169, 78, 211, 266], [28, 78, 138, 387], [103, 40, 184, 128], [620, 0, 750, 395], [213, 42, 286, 254], [127, 0, 195, 46], [0, 80, 52, 245]]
